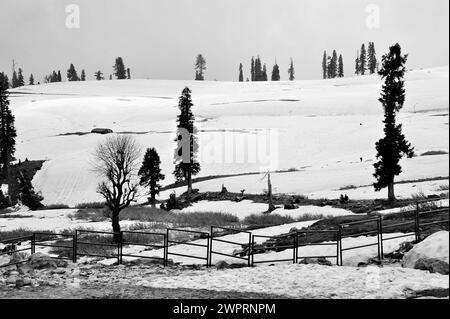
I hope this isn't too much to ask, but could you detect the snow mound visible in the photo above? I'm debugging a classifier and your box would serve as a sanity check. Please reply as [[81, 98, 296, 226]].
[[403, 231, 449, 268]]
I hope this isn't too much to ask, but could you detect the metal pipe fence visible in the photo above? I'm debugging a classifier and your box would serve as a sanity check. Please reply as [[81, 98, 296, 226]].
[[0, 199, 448, 268]]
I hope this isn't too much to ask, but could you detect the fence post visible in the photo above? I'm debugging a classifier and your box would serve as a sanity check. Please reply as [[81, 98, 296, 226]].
[[117, 232, 122, 265], [72, 233, 77, 263], [206, 233, 211, 268], [247, 232, 252, 268], [73, 231, 78, 263], [163, 234, 167, 267], [415, 202, 421, 242], [208, 226, 213, 268], [31, 233, 35, 255], [293, 232, 298, 264], [376, 219, 381, 261], [165, 228, 170, 267], [335, 231, 340, 266], [251, 235, 255, 267], [338, 226, 343, 266], [378, 216, 384, 259]]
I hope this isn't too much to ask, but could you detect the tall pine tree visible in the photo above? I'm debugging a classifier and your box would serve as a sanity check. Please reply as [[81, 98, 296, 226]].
[[0, 72, 17, 204], [173, 87, 200, 194], [17, 68, 25, 87], [194, 54, 206, 80], [262, 64, 268, 81], [238, 63, 244, 82], [288, 58, 295, 81], [338, 54, 344, 78], [322, 51, 328, 79], [11, 70, 19, 88], [255, 56, 262, 81], [67, 64, 79, 81], [271, 62, 280, 81], [29, 74, 34, 85], [368, 42, 378, 74], [355, 50, 360, 75], [95, 71, 104, 80], [373, 43, 414, 202], [81, 69, 86, 81], [138, 148, 165, 208], [114, 57, 127, 80], [360, 44, 367, 75], [251, 57, 255, 81], [328, 50, 338, 78]]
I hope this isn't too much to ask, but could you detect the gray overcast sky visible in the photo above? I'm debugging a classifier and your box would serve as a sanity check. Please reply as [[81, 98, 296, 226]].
[[1, 0, 448, 82]]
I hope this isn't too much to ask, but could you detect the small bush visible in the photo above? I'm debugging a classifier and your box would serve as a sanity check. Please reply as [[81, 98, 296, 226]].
[[174, 212, 239, 227], [0, 228, 34, 241], [40, 203, 70, 210], [243, 214, 295, 227], [75, 202, 106, 209]]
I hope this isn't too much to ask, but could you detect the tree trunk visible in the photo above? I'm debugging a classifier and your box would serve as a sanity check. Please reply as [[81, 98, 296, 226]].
[[111, 210, 122, 242], [187, 168, 192, 194], [5, 147, 11, 206], [388, 182, 395, 203], [151, 192, 156, 209], [267, 174, 276, 212]]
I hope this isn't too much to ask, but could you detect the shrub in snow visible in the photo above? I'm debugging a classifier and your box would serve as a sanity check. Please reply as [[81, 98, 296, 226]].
[[402, 231, 449, 273], [0, 189, 9, 209]]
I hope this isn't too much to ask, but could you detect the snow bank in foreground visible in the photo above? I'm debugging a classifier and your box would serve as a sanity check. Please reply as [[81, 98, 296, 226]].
[[403, 231, 449, 269], [140, 263, 449, 299], [179, 200, 353, 219]]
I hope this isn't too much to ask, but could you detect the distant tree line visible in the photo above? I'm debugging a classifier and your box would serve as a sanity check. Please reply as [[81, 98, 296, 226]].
[[237, 57, 296, 82], [2, 57, 132, 87]]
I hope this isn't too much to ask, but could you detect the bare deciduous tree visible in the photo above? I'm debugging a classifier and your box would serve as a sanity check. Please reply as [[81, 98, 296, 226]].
[[92, 135, 141, 240]]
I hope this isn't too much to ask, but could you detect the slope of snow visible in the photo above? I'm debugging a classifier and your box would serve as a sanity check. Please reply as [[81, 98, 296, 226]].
[[403, 231, 449, 268], [9, 66, 449, 206]]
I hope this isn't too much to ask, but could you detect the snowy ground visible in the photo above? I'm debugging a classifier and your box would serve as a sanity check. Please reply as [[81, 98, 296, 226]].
[[139, 263, 448, 299], [8, 66, 449, 206], [0, 208, 154, 233]]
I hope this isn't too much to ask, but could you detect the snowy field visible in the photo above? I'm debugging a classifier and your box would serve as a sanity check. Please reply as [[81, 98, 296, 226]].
[[140, 263, 449, 299], [8, 66, 449, 206]]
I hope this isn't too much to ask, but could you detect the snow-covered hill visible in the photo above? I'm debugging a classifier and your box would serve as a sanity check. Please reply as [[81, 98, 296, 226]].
[[9, 66, 449, 206]]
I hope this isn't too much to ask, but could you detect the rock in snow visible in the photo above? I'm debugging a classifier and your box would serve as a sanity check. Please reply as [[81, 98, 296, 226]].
[[402, 231, 449, 274]]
